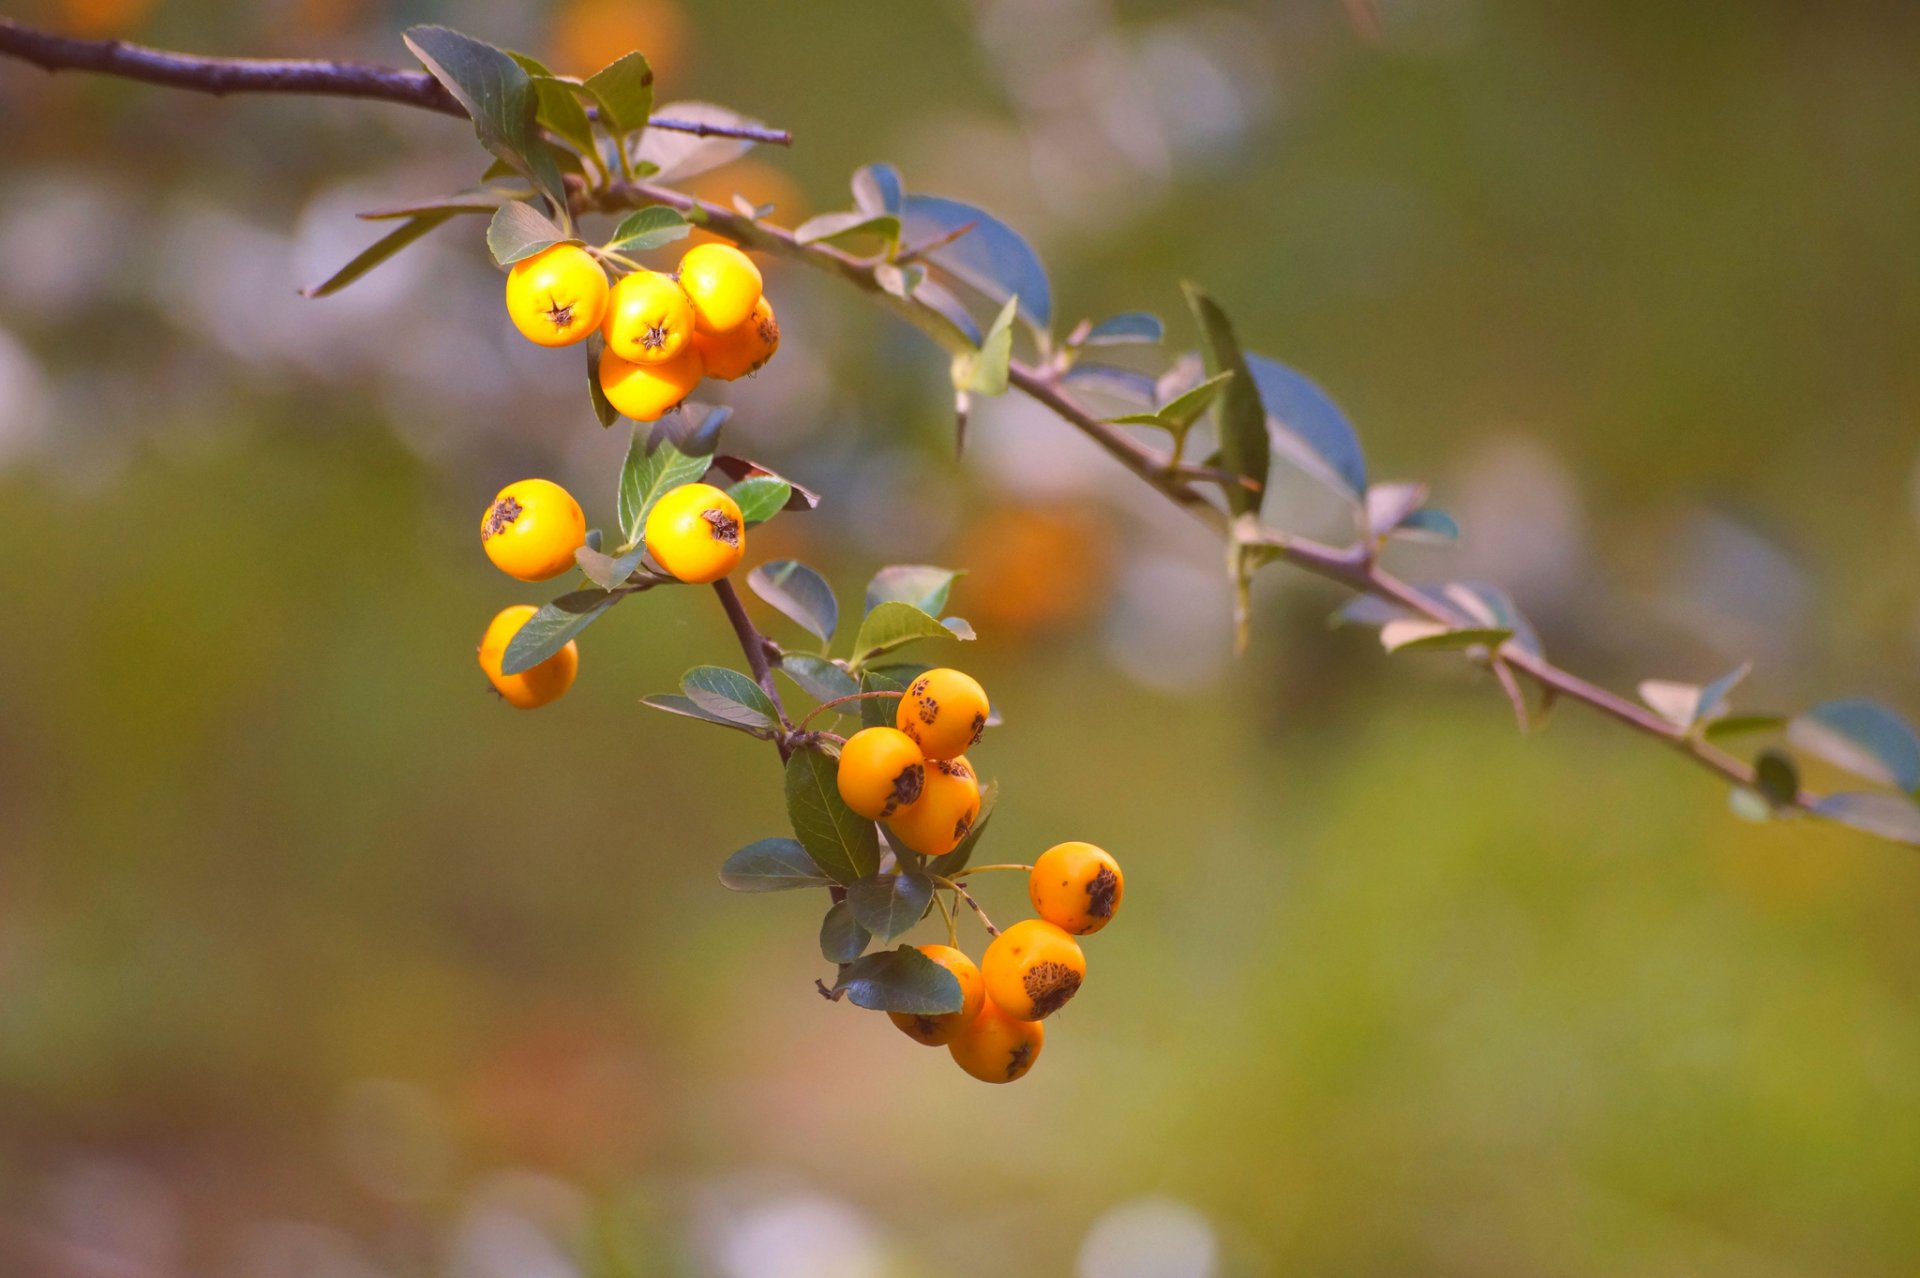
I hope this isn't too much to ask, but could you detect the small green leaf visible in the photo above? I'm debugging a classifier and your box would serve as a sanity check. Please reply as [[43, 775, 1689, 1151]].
[[487, 201, 575, 266], [1393, 507, 1461, 544], [779, 654, 860, 703], [586, 333, 619, 428], [1703, 714, 1788, 741], [501, 589, 621, 675], [511, 60, 597, 159], [832, 945, 964, 1015], [640, 693, 772, 737], [859, 665, 926, 729], [1639, 663, 1751, 732], [582, 50, 654, 135], [728, 476, 792, 527], [606, 206, 691, 253], [927, 781, 997, 878], [820, 901, 872, 963], [1810, 792, 1920, 846], [748, 560, 837, 643], [1789, 699, 1920, 794], [795, 210, 901, 248], [785, 747, 879, 885], [680, 666, 777, 728], [1246, 353, 1368, 504], [847, 872, 934, 943], [721, 838, 829, 891], [852, 601, 964, 668], [957, 296, 1018, 397], [302, 213, 456, 297], [1379, 621, 1512, 654], [1108, 370, 1234, 433], [575, 544, 646, 590], [1754, 747, 1800, 808], [403, 26, 565, 215], [1080, 312, 1164, 346], [1184, 284, 1268, 517], [358, 191, 510, 220], [865, 565, 961, 616], [617, 430, 708, 547]]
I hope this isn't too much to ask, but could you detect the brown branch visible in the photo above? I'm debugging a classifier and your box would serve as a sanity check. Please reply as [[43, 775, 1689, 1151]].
[[711, 577, 794, 761], [0, 18, 793, 145]]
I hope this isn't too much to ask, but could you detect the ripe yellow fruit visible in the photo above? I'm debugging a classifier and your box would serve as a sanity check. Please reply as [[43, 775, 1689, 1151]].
[[601, 269, 696, 364], [677, 242, 763, 333], [1028, 842, 1124, 936], [982, 918, 1085, 1021], [598, 344, 703, 421], [885, 756, 980, 857], [477, 605, 578, 709], [887, 944, 986, 1046], [504, 244, 608, 347], [691, 296, 779, 380], [479, 479, 587, 582], [644, 482, 744, 584], [895, 668, 989, 761], [948, 997, 1044, 1083], [836, 727, 925, 821]]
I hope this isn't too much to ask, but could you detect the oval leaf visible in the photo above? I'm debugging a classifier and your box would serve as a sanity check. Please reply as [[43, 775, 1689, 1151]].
[[721, 838, 830, 891], [779, 654, 860, 703], [748, 560, 838, 644], [303, 212, 456, 298], [785, 747, 879, 885], [865, 565, 961, 616], [501, 589, 621, 675], [680, 666, 777, 728], [820, 900, 872, 963], [1789, 699, 1920, 794], [607, 205, 691, 253], [641, 693, 772, 737], [832, 945, 964, 1015], [852, 601, 962, 668], [618, 431, 709, 546], [1380, 620, 1512, 654], [1184, 285, 1268, 518], [847, 872, 934, 944], [1245, 352, 1368, 503], [487, 201, 573, 266], [403, 26, 565, 213], [899, 193, 1052, 333], [582, 50, 654, 135], [1081, 311, 1164, 346], [728, 476, 792, 527], [1810, 792, 1920, 846]]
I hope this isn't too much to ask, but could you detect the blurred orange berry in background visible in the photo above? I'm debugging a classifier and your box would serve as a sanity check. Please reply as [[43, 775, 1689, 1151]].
[[55, 0, 155, 38], [549, 0, 687, 81], [955, 505, 1110, 638]]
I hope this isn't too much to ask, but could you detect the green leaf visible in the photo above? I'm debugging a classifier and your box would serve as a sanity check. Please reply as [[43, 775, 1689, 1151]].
[[606, 206, 692, 253], [509, 58, 597, 158], [859, 665, 926, 729], [1379, 621, 1512, 654], [403, 26, 566, 215], [728, 477, 792, 527], [831, 945, 964, 1015], [1441, 581, 1542, 659], [358, 191, 511, 220], [1245, 353, 1368, 504], [487, 201, 575, 266], [899, 194, 1052, 334], [865, 565, 960, 616], [779, 654, 860, 703], [820, 901, 872, 963], [1810, 792, 1920, 845], [1639, 663, 1752, 732], [1789, 699, 1920, 793], [1183, 284, 1268, 517], [1108, 369, 1234, 433], [784, 748, 879, 885], [748, 560, 837, 643], [617, 430, 708, 547], [500, 589, 621, 675], [720, 838, 830, 892], [927, 781, 997, 879], [957, 296, 1018, 397], [680, 666, 778, 729], [1754, 747, 1800, 808], [851, 601, 964, 669], [1080, 311, 1164, 346], [302, 213, 456, 297], [640, 694, 772, 737], [586, 333, 619, 428], [847, 872, 934, 943], [1393, 507, 1461, 544], [582, 50, 654, 135], [575, 544, 646, 590], [795, 209, 901, 248]]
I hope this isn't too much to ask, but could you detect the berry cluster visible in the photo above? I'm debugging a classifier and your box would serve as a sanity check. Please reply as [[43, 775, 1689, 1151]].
[[836, 683, 1124, 1083], [504, 239, 779, 419]]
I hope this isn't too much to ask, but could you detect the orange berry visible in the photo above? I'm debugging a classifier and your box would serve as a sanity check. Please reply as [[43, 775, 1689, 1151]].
[[948, 997, 1044, 1083], [690, 296, 779, 380], [477, 605, 578, 709], [601, 269, 696, 364], [1028, 842, 1124, 936], [885, 756, 980, 858], [836, 727, 925, 821], [598, 344, 703, 421], [643, 482, 744, 584], [504, 244, 608, 347], [981, 918, 1085, 1021], [895, 668, 989, 761], [677, 242, 763, 333], [480, 479, 587, 582], [887, 944, 986, 1046]]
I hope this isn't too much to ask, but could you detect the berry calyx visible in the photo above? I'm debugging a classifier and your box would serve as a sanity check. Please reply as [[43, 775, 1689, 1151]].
[[503, 244, 608, 347]]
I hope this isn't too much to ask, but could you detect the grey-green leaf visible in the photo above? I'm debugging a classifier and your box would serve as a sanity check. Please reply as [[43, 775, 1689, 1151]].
[[487, 201, 574, 266], [1810, 792, 1920, 845], [779, 654, 860, 703], [721, 838, 830, 891], [1081, 311, 1164, 346], [1789, 699, 1920, 794], [795, 210, 900, 248], [640, 693, 772, 737], [865, 565, 961, 616], [832, 945, 964, 1015], [820, 901, 872, 963], [748, 560, 838, 643], [302, 212, 456, 298], [500, 589, 621, 675], [859, 665, 927, 729], [852, 601, 963, 668], [606, 206, 691, 253], [403, 26, 565, 214], [680, 665, 777, 728], [785, 747, 879, 884], [1184, 284, 1267, 517], [1379, 621, 1512, 654], [847, 872, 934, 943]]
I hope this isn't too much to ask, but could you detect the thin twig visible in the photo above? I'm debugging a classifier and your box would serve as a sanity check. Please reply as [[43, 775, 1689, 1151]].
[[951, 864, 1033, 878], [933, 875, 998, 937], [712, 578, 794, 759], [796, 689, 902, 728]]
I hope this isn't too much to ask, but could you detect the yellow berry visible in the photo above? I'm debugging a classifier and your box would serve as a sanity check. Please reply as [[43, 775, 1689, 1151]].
[[691, 296, 779, 380], [479, 478, 587, 582], [895, 668, 989, 761], [644, 482, 744, 584], [601, 269, 696, 364], [887, 944, 986, 1046], [836, 727, 925, 821], [504, 244, 608, 347], [598, 344, 703, 421], [982, 918, 1085, 1021], [885, 756, 979, 857], [1028, 842, 1124, 936], [677, 242, 763, 333], [477, 604, 578, 709], [948, 997, 1044, 1083]]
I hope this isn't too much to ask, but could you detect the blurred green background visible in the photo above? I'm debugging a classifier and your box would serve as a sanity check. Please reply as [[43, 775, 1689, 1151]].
[[4, 0, 1920, 1274]]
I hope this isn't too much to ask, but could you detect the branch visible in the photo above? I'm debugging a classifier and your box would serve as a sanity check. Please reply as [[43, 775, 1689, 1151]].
[[0, 18, 793, 145], [0, 21, 1825, 824]]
